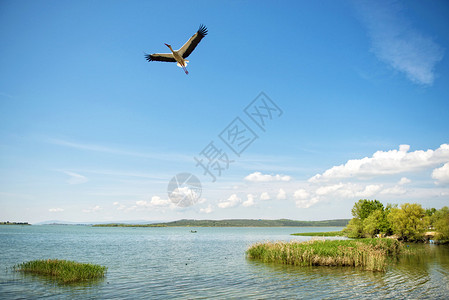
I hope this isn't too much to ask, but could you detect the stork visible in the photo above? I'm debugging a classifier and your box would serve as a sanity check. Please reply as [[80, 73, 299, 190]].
[[145, 24, 208, 75]]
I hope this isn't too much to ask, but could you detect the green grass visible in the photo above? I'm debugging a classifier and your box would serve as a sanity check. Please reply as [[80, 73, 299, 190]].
[[14, 259, 107, 283], [247, 238, 402, 272], [291, 231, 345, 237]]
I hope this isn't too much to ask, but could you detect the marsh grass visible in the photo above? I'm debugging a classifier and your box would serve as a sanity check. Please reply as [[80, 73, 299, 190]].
[[291, 231, 344, 237], [247, 238, 402, 272], [14, 259, 107, 283]]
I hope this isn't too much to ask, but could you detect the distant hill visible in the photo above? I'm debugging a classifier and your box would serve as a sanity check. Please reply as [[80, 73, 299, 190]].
[[149, 219, 350, 227], [0, 221, 30, 225]]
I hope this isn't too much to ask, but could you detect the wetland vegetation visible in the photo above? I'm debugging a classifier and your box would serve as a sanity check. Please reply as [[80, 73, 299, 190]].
[[247, 238, 402, 272], [14, 259, 107, 284]]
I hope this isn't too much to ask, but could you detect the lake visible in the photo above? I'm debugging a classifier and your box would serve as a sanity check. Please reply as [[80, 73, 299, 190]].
[[1, 225, 448, 299]]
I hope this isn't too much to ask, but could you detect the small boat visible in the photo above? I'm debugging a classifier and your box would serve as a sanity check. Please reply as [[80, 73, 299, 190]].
[[190, 230, 197, 233]]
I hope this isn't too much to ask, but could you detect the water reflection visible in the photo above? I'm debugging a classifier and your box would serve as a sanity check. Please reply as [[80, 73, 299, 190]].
[[246, 244, 449, 299]]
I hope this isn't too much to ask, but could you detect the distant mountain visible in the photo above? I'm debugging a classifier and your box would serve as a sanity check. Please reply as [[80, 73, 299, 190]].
[[147, 219, 350, 227], [35, 219, 351, 227]]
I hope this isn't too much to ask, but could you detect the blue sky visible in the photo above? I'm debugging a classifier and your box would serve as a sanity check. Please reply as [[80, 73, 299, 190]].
[[1, 0, 448, 223]]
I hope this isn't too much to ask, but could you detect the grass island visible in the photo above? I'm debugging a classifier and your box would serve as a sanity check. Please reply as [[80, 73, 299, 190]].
[[247, 238, 402, 272], [14, 259, 107, 284]]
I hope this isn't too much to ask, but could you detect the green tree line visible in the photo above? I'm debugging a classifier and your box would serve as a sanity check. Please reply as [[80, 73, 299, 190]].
[[344, 199, 449, 242]]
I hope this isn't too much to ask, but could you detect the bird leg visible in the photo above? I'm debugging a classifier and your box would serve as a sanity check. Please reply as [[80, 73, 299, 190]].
[[183, 66, 189, 75]]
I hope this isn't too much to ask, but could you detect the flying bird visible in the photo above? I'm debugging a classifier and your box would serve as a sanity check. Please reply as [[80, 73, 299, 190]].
[[145, 24, 208, 75]]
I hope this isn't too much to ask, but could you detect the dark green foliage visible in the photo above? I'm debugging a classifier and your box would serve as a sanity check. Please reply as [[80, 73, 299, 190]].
[[345, 200, 392, 238], [351, 199, 384, 220], [425, 207, 437, 217], [0, 221, 30, 225]]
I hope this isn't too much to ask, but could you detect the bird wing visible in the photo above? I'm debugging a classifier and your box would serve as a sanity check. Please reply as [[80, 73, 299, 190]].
[[145, 53, 176, 63], [178, 24, 208, 59]]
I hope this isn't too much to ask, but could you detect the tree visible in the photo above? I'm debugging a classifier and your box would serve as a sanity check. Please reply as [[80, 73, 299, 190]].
[[351, 199, 384, 220], [345, 199, 388, 238], [344, 217, 364, 238], [432, 206, 449, 240], [363, 209, 383, 237], [425, 207, 437, 217], [388, 203, 427, 241]]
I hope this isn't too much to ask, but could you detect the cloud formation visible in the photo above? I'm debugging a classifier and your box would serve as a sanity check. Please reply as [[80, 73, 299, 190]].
[[276, 189, 287, 200], [244, 172, 291, 182], [260, 192, 270, 200], [309, 144, 449, 182], [218, 194, 241, 208], [296, 197, 319, 209], [294, 189, 309, 200], [432, 162, 449, 185], [136, 196, 173, 208], [355, 0, 444, 85], [242, 194, 255, 207]]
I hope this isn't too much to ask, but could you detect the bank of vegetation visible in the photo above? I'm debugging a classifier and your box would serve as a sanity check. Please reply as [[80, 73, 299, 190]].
[[0, 221, 30, 225], [292, 200, 448, 243], [343, 200, 448, 243], [14, 259, 107, 283], [247, 238, 402, 271], [291, 231, 345, 237]]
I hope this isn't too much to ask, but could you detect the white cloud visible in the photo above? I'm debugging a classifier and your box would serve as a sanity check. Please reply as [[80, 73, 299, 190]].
[[381, 185, 406, 195], [276, 188, 287, 200], [296, 197, 319, 209], [260, 192, 270, 201], [83, 205, 101, 213], [398, 177, 411, 185], [309, 144, 449, 182], [355, 0, 444, 85], [200, 204, 213, 214], [168, 186, 200, 207], [315, 183, 344, 196], [244, 172, 291, 182], [432, 162, 449, 185], [218, 194, 241, 208], [294, 189, 309, 200], [355, 184, 382, 197], [49, 208, 64, 212], [136, 196, 173, 208], [242, 194, 255, 207], [64, 171, 88, 185], [312, 183, 382, 199]]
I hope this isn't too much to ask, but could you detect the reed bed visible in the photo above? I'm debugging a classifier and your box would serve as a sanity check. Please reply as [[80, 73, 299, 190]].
[[14, 259, 107, 283], [291, 231, 344, 237], [247, 238, 402, 271]]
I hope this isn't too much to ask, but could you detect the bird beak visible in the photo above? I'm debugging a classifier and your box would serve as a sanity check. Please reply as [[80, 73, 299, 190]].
[[164, 43, 170, 47]]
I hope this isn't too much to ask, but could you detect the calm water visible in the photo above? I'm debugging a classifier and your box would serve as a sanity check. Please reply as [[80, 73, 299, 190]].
[[0, 225, 448, 299]]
